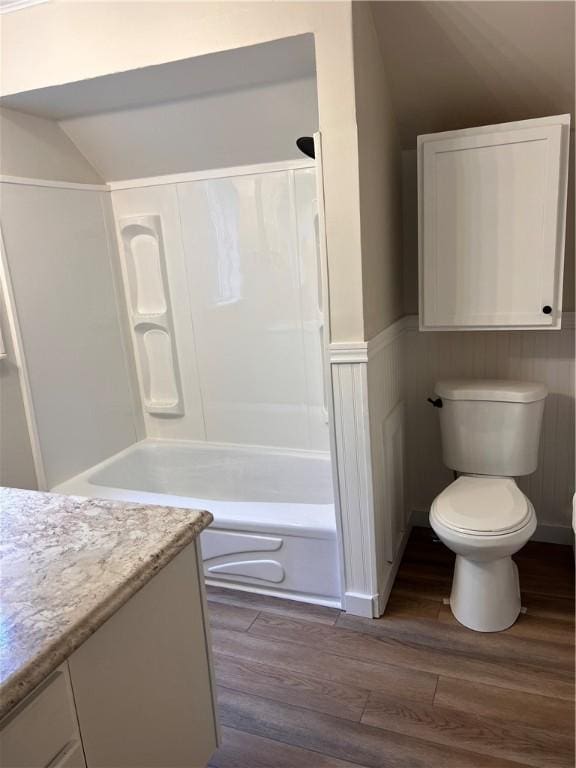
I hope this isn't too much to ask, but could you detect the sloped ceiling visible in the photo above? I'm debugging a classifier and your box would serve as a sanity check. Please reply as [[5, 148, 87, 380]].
[[0, 34, 316, 120], [370, 1, 575, 148]]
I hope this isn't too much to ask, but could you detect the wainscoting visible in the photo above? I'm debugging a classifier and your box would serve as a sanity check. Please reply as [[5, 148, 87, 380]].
[[329, 318, 407, 617], [330, 312, 574, 619], [404, 314, 575, 539]]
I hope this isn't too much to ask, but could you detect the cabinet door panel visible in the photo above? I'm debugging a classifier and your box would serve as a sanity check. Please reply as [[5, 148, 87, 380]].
[[420, 122, 566, 329], [68, 542, 218, 768], [0, 667, 80, 768]]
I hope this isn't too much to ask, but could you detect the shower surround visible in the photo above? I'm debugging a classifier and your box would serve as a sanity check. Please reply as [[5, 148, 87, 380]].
[[53, 160, 339, 606]]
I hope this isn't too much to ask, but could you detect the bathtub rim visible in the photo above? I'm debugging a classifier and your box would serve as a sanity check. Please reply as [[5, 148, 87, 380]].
[[52, 438, 337, 540]]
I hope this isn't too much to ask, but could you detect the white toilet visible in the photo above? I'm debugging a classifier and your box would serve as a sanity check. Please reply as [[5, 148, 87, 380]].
[[429, 379, 547, 633]]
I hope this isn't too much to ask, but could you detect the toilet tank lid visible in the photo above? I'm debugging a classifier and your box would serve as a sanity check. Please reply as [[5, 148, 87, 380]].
[[434, 379, 548, 403]]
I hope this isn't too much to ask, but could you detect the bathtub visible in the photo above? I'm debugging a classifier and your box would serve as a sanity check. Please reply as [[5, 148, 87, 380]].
[[54, 439, 341, 607]]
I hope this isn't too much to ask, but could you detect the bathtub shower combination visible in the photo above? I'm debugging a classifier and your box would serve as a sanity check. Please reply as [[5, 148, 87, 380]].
[[49, 163, 341, 607], [56, 440, 340, 605]]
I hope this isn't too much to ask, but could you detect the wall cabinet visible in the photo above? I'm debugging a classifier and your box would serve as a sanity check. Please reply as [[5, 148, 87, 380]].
[[418, 115, 570, 331]]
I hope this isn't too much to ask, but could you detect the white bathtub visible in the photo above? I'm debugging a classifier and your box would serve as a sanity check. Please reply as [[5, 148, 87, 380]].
[[54, 439, 341, 607]]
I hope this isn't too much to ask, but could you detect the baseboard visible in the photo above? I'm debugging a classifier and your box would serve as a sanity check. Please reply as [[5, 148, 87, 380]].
[[410, 509, 430, 528], [531, 524, 574, 545], [375, 525, 412, 617], [409, 508, 574, 546], [343, 591, 380, 618]]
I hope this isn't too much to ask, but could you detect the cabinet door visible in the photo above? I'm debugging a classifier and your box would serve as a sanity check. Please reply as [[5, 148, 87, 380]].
[[0, 666, 83, 768], [419, 120, 567, 330], [68, 541, 218, 768]]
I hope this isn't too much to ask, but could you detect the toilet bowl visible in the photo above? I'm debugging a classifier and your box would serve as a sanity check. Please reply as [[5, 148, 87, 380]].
[[428, 378, 547, 632], [430, 476, 537, 632]]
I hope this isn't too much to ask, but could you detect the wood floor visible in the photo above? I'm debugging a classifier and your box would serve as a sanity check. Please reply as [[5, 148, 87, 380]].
[[206, 527, 575, 768]]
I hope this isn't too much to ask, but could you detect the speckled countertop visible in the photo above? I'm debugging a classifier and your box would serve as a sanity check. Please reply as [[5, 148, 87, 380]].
[[0, 487, 212, 719]]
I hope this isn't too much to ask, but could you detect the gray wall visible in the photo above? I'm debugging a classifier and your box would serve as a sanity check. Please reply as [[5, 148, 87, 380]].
[[60, 77, 319, 181]]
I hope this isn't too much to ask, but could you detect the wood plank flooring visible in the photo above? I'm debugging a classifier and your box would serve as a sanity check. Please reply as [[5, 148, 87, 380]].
[[207, 526, 575, 768]]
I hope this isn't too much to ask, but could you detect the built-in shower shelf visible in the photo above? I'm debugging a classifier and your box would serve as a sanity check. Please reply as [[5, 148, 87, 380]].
[[132, 314, 169, 329], [119, 213, 184, 418]]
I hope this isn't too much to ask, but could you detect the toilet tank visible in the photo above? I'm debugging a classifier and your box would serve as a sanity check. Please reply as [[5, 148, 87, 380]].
[[434, 380, 547, 476]]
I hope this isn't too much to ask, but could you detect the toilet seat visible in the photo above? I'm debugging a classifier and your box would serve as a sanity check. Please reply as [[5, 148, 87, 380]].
[[431, 476, 531, 536]]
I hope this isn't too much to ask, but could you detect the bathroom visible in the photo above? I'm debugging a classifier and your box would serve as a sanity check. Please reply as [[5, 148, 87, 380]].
[[0, 2, 573, 767]]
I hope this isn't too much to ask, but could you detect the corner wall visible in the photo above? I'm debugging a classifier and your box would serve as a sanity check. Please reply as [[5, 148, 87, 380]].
[[0, 106, 106, 490], [0, 107, 103, 183], [352, 2, 404, 340], [327, 3, 407, 617], [1, 182, 139, 488]]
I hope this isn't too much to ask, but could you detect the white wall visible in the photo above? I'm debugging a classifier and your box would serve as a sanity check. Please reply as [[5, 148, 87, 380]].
[[405, 320, 575, 534], [111, 166, 329, 452], [0, 183, 138, 487], [352, 2, 404, 341], [0, 107, 102, 183], [0, 105, 105, 490], [0, 278, 37, 490], [60, 78, 318, 181]]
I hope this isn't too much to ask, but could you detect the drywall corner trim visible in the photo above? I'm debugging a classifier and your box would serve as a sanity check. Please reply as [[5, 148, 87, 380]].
[[108, 159, 316, 191], [0, 175, 108, 191]]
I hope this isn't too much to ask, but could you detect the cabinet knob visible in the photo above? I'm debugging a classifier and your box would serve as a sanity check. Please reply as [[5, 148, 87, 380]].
[[542, 305, 552, 315]]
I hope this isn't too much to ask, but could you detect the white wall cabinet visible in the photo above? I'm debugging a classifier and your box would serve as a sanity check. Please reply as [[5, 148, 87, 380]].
[[418, 115, 570, 331]]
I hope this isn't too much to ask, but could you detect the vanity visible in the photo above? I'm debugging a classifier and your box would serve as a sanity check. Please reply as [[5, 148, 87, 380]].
[[0, 487, 218, 768]]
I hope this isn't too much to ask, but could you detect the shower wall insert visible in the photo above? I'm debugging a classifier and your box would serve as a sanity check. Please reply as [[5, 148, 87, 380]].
[[120, 214, 184, 416], [53, 158, 341, 606]]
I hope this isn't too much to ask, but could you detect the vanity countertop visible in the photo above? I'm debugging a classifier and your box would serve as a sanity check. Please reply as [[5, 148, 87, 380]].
[[0, 487, 212, 719]]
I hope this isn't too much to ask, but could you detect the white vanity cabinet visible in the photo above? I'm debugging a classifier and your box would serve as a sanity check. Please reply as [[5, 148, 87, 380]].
[[0, 542, 218, 768], [0, 666, 85, 768], [418, 114, 570, 331]]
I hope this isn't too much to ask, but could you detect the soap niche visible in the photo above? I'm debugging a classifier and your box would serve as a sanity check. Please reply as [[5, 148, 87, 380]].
[[120, 215, 184, 417]]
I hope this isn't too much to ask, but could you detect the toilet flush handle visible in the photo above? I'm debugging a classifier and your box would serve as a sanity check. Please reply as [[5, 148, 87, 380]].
[[427, 397, 443, 408]]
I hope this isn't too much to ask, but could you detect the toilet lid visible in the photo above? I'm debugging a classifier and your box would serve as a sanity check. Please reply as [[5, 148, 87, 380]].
[[432, 477, 530, 535]]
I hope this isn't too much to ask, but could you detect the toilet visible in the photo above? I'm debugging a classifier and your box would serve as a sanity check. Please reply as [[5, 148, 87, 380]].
[[429, 379, 547, 633]]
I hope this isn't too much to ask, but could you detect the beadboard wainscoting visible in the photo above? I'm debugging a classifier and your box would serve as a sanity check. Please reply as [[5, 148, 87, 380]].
[[404, 314, 575, 542], [329, 317, 408, 617]]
